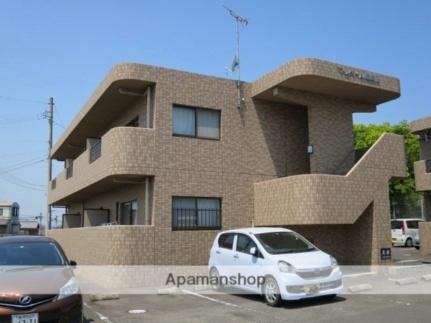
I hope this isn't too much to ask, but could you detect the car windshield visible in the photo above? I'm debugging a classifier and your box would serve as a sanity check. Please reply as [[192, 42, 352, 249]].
[[0, 242, 66, 266], [255, 232, 316, 255]]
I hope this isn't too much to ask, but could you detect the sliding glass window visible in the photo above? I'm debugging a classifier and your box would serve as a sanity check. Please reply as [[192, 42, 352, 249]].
[[172, 105, 220, 140]]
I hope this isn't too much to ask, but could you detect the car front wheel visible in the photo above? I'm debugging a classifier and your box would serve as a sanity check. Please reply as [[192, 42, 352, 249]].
[[263, 276, 282, 307], [405, 238, 413, 248], [209, 267, 223, 291]]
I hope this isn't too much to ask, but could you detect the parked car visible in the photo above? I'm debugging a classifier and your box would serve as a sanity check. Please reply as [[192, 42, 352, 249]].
[[391, 218, 424, 247], [208, 227, 343, 306], [0, 236, 82, 323]]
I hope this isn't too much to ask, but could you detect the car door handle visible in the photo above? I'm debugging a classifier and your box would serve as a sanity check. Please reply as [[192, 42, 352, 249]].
[[233, 254, 239, 259], [216, 250, 221, 254]]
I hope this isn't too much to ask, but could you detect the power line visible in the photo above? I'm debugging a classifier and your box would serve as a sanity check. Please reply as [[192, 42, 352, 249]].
[[0, 159, 46, 178], [0, 176, 45, 191], [0, 156, 47, 173], [0, 95, 47, 105]]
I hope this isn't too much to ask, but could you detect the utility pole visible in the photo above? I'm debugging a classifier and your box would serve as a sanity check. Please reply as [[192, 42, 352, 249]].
[[46, 97, 54, 234]]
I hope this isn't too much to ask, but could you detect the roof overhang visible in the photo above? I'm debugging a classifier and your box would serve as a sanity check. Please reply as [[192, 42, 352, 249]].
[[52, 79, 152, 160], [251, 58, 400, 105], [411, 117, 431, 134], [52, 174, 147, 206], [51, 63, 157, 161]]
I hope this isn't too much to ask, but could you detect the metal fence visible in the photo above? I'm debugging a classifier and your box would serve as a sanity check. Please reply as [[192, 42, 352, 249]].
[[89, 141, 102, 163], [172, 208, 221, 230]]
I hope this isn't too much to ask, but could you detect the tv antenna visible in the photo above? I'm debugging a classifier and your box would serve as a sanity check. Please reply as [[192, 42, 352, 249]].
[[224, 5, 248, 109]]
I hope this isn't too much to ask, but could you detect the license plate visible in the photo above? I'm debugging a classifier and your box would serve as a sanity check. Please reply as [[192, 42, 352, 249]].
[[304, 284, 320, 295], [12, 313, 39, 323]]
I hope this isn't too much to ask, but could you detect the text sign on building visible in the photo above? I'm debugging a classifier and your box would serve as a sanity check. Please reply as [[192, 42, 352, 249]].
[[380, 248, 391, 261], [337, 67, 380, 85]]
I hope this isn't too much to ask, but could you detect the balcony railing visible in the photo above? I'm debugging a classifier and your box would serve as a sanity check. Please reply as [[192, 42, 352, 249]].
[[66, 164, 73, 179], [172, 208, 221, 230], [89, 141, 101, 163], [426, 159, 431, 173]]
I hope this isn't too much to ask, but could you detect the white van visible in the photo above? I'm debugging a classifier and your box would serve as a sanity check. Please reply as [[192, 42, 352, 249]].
[[391, 218, 424, 247], [208, 227, 343, 306]]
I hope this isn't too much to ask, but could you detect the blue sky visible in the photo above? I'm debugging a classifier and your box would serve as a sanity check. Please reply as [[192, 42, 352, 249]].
[[0, 0, 430, 219]]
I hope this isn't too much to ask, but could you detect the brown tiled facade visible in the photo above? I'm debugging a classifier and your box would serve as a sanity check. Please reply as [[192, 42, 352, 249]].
[[411, 117, 431, 221], [48, 58, 405, 265]]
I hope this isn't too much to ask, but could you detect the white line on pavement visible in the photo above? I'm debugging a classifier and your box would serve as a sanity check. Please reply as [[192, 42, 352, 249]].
[[83, 301, 115, 323], [181, 289, 240, 308]]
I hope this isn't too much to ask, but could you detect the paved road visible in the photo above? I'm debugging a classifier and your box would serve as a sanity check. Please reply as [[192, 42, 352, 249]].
[[83, 293, 431, 323], [82, 247, 431, 323]]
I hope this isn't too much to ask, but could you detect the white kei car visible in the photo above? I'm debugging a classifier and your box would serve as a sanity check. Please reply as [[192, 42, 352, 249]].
[[208, 227, 343, 306]]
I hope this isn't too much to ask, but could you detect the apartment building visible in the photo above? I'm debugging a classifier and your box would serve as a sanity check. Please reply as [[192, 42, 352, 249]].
[[411, 117, 431, 220], [48, 58, 406, 265]]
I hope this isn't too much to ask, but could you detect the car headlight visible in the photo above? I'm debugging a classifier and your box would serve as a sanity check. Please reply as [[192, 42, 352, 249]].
[[278, 260, 295, 273], [57, 277, 80, 300], [330, 256, 338, 268]]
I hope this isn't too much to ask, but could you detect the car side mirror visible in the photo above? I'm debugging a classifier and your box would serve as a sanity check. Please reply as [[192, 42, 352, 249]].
[[69, 260, 77, 267], [249, 247, 258, 257]]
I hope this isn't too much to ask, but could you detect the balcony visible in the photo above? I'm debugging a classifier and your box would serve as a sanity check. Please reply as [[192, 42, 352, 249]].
[[49, 127, 155, 205], [254, 133, 406, 225], [414, 159, 431, 192]]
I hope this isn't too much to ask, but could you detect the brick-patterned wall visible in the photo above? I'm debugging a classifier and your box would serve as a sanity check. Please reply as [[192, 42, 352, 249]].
[[254, 134, 406, 226], [419, 222, 431, 257], [414, 160, 431, 192], [48, 59, 403, 266], [49, 226, 155, 265]]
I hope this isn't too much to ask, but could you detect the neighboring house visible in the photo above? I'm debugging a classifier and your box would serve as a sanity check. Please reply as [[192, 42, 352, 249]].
[[411, 117, 431, 221], [19, 220, 40, 235], [0, 201, 20, 235], [48, 57, 406, 265]]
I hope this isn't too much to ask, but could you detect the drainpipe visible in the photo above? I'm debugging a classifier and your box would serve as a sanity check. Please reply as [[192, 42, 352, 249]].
[[145, 87, 152, 128], [144, 177, 150, 225]]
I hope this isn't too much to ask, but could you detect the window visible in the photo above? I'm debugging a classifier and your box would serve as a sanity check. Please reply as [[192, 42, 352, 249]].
[[172, 105, 220, 140], [407, 220, 421, 229], [120, 200, 138, 225], [218, 233, 234, 250], [0, 208, 3, 216], [172, 197, 221, 230], [89, 140, 101, 163], [236, 234, 259, 255], [66, 163, 73, 179], [391, 220, 402, 230], [126, 116, 139, 127]]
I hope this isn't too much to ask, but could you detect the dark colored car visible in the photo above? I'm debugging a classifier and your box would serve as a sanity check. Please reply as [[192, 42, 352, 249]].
[[0, 236, 82, 323]]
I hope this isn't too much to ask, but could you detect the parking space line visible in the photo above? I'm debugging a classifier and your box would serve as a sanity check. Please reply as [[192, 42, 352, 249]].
[[181, 289, 240, 307], [83, 301, 115, 323]]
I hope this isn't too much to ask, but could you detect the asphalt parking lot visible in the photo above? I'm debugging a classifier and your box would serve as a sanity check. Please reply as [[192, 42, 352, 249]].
[[82, 247, 431, 323]]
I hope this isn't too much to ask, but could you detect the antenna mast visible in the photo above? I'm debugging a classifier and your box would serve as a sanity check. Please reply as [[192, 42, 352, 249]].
[[224, 5, 248, 109]]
